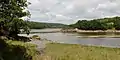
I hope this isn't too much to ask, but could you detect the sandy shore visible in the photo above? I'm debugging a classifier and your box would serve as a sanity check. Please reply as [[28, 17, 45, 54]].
[[76, 35, 120, 38], [76, 30, 120, 33], [61, 29, 120, 33]]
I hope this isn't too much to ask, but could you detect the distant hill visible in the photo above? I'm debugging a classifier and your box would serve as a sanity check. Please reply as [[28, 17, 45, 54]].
[[28, 21, 67, 29], [69, 16, 120, 30]]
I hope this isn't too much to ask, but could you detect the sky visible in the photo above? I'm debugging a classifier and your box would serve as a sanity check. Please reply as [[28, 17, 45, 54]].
[[28, 0, 120, 24]]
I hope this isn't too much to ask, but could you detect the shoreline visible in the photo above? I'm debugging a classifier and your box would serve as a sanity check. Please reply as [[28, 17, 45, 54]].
[[76, 35, 120, 38], [18, 34, 120, 49], [61, 29, 120, 33], [77, 30, 120, 33]]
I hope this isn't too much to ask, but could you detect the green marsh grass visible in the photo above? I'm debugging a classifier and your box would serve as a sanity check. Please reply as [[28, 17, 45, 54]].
[[6, 40, 38, 56], [37, 43, 120, 60]]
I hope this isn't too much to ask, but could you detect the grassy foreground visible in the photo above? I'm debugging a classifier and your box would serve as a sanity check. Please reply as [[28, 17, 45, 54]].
[[35, 43, 120, 60]]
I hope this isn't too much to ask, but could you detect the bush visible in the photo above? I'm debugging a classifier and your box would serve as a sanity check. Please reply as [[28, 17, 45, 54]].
[[0, 39, 38, 60]]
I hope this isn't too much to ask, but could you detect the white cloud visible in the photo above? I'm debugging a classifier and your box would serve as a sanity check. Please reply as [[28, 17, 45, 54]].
[[28, 0, 120, 24]]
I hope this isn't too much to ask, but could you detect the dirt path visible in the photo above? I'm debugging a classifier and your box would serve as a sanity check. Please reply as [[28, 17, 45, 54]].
[[28, 40, 46, 55]]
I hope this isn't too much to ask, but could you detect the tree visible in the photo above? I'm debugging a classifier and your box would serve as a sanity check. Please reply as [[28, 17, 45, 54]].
[[114, 17, 120, 30], [0, 0, 30, 37]]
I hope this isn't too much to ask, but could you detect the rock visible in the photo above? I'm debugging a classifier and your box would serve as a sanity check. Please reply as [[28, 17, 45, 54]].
[[32, 35, 41, 40], [28, 40, 46, 55], [0, 36, 8, 40]]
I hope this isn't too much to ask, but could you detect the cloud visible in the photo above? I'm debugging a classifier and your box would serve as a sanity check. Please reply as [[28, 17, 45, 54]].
[[28, 0, 120, 24]]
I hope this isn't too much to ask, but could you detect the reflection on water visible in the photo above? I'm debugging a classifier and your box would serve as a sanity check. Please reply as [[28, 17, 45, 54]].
[[30, 28, 61, 33], [19, 29, 120, 48]]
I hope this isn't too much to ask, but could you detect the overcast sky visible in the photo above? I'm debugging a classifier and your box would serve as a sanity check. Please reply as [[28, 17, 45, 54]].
[[28, 0, 120, 24]]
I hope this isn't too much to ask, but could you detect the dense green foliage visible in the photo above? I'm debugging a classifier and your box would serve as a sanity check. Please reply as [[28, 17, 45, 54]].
[[70, 16, 120, 30], [0, 39, 37, 60], [28, 21, 67, 29], [0, 0, 30, 37], [0, 0, 39, 60]]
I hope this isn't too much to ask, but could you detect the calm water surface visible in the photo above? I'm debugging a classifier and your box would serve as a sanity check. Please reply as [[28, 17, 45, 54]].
[[20, 29, 120, 48]]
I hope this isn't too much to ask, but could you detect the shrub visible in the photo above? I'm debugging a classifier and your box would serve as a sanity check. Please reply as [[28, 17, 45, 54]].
[[0, 39, 38, 60]]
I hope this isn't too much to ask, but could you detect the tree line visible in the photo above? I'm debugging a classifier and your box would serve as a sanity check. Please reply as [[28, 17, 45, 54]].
[[69, 16, 120, 30], [28, 21, 67, 29]]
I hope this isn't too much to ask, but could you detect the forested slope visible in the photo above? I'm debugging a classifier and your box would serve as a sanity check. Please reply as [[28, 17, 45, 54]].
[[70, 16, 120, 30], [28, 21, 67, 29]]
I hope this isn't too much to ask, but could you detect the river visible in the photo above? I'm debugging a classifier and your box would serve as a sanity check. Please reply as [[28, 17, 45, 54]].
[[19, 29, 120, 48]]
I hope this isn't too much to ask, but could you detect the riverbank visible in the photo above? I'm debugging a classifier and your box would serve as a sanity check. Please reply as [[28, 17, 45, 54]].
[[0, 35, 47, 60], [61, 29, 120, 33], [36, 43, 120, 60], [16, 34, 120, 60], [77, 30, 120, 33]]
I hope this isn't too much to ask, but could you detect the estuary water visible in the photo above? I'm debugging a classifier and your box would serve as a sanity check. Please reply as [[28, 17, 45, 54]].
[[19, 29, 120, 48]]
